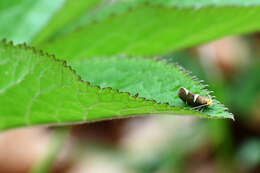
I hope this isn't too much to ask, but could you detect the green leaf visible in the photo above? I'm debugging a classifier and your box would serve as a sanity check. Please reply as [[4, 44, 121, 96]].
[[0, 0, 65, 44], [37, 0, 260, 60], [32, 0, 101, 44], [0, 40, 232, 131]]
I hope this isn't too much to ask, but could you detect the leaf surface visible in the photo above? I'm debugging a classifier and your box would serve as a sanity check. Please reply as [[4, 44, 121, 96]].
[[0, 0, 65, 44], [32, 0, 101, 44], [37, 0, 260, 60], [0, 40, 232, 131]]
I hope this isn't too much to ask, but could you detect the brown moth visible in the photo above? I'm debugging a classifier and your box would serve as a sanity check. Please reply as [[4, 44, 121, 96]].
[[178, 87, 212, 109]]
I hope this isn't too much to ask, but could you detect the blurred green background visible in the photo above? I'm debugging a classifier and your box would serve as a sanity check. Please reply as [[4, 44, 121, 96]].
[[0, 0, 260, 173]]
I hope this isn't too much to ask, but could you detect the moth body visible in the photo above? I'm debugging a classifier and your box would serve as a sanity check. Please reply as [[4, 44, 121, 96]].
[[178, 87, 212, 108]]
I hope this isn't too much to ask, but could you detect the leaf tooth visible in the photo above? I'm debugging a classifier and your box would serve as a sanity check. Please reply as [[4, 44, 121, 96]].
[[8, 40, 14, 46], [223, 107, 229, 111], [96, 85, 102, 90], [17, 41, 24, 47], [45, 52, 50, 57], [151, 100, 157, 104], [39, 50, 44, 56], [22, 43, 27, 49], [215, 100, 221, 104], [106, 87, 113, 90], [115, 88, 120, 93], [230, 113, 235, 121], [191, 76, 198, 80], [126, 92, 131, 96], [138, 97, 146, 101], [1, 38, 7, 44], [185, 70, 193, 75], [203, 84, 209, 88]]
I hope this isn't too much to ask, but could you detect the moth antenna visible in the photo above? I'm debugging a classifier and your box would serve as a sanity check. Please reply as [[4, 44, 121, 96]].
[[189, 104, 208, 110], [215, 100, 221, 104]]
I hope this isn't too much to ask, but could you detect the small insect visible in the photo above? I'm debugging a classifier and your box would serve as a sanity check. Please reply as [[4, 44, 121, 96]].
[[178, 87, 212, 110]]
